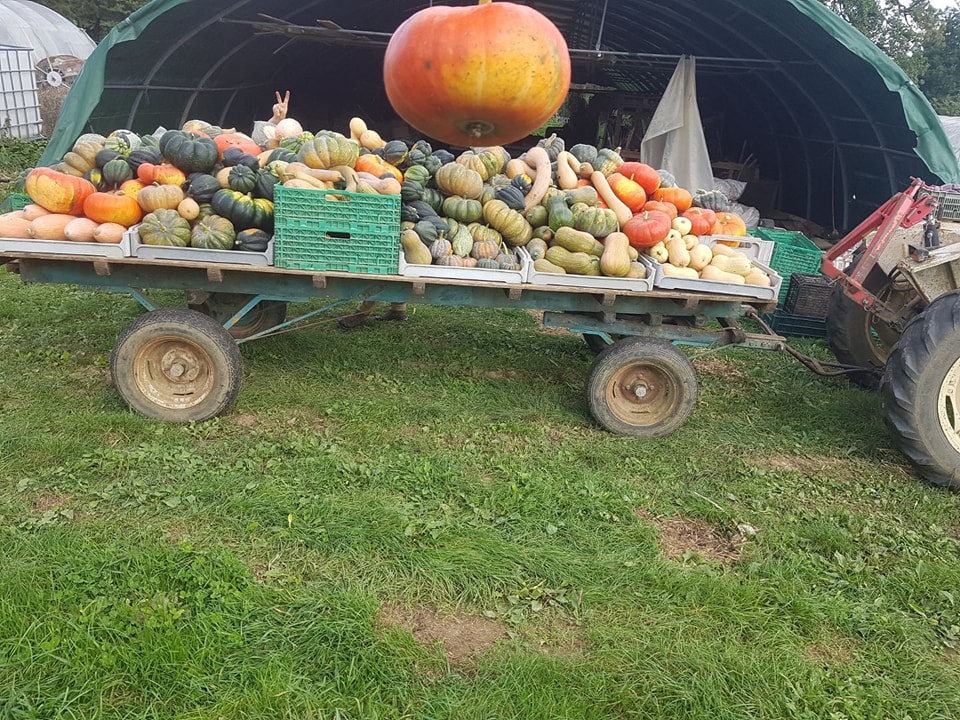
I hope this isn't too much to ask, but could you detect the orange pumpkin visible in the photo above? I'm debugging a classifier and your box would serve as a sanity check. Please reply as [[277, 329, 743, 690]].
[[213, 133, 261, 158], [383, 0, 571, 146], [83, 192, 143, 227], [643, 199, 677, 220], [137, 163, 186, 186], [354, 153, 403, 182], [652, 186, 693, 213], [24, 167, 97, 216], [606, 172, 647, 213], [710, 212, 747, 237], [119, 179, 146, 200], [622, 210, 672, 250], [617, 162, 661, 196], [681, 207, 718, 236]]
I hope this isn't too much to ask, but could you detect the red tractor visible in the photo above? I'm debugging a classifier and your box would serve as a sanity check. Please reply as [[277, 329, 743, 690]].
[[822, 178, 960, 488]]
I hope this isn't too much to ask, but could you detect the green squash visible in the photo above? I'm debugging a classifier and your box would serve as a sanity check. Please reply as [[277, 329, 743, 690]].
[[185, 173, 222, 203], [568, 144, 598, 166], [211, 189, 273, 231], [234, 228, 271, 252], [401, 179, 424, 203], [524, 204, 548, 228], [442, 195, 484, 224], [382, 140, 409, 166], [95, 148, 122, 169], [574, 207, 619, 238], [191, 214, 236, 250], [546, 194, 575, 232], [227, 164, 258, 194], [448, 223, 474, 257], [403, 164, 431, 186], [252, 169, 278, 200], [421, 187, 444, 212], [126, 147, 163, 172], [139, 208, 191, 247], [160, 130, 219, 173], [494, 185, 525, 212], [298, 132, 358, 170]]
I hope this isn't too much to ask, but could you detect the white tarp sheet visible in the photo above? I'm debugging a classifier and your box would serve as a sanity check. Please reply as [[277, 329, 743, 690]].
[[939, 116, 960, 164], [640, 56, 714, 194]]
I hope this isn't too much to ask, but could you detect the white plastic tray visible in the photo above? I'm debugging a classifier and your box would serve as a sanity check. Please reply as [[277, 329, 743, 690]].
[[700, 235, 774, 265], [0, 232, 132, 258], [398, 248, 528, 284], [523, 248, 654, 292], [130, 227, 274, 266], [641, 255, 782, 301]]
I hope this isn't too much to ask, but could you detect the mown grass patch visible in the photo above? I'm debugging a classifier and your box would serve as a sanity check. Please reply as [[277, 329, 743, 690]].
[[1, 273, 960, 718]]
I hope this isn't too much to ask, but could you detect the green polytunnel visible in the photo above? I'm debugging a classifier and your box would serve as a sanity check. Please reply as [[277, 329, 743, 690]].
[[40, 0, 960, 231]]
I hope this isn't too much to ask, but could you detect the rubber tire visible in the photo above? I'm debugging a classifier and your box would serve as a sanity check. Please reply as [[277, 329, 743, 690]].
[[583, 333, 622, 354], [826, 256, 914, 390], [586, 337, 699, 438], [111, 308, 243, 422], [188, 293, 287, 340], [881, 290, 960, 489]]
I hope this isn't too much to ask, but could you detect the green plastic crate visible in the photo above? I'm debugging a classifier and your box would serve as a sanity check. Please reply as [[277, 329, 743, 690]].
[[273, 186, 401, 274], [0, 193, 30, 214], [761, 310, 827, 339], [751, 227, 824, 303]]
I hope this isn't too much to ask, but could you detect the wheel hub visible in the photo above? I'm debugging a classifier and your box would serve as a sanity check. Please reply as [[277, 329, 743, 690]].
[[607, 364, 673, 427], [937, 359, 960, 454], [135, 337, 214, 410]]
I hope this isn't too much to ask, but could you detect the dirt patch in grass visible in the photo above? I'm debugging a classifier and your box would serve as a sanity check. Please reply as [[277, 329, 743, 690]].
[[749, 454, 866, 481], [693, 355, 751, 383], [377, 602, 508, 666], [635, 508, 745, 565], [30, 491, 70, 514], [805, 641, 856, 665]]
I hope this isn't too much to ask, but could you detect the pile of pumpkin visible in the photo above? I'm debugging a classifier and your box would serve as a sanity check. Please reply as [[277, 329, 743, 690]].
[[370, 129, 769, 286], [2, 126, 279, 252]]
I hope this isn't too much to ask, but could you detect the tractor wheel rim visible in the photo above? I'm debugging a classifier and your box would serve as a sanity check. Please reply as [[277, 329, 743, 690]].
[[134, 336, 215, 410], [605, 362, 677, 428], [937, 359, 960, 454]]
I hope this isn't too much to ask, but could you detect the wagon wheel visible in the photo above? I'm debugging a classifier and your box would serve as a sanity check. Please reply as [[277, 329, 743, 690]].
[[586, 337, 698, 438], [111, 308, 243, 422], [826, 254, 920, 390], [583, 332, 623, 354], [187, 292, 287, 340], [881, 290, 960, 489]]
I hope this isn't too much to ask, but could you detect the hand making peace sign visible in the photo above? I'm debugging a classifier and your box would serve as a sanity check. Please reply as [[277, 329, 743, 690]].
[[270, 90, 290, 124]]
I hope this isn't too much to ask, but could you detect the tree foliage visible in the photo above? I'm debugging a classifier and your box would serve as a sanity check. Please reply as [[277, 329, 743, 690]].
[[44, 1, 148, 42]]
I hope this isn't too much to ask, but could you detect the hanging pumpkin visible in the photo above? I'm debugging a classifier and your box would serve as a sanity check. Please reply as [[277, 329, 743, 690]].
[[383, 0, 571, 146]]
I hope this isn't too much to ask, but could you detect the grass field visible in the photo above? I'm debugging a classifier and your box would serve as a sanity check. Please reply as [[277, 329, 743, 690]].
[[1, 272, 959, 719]]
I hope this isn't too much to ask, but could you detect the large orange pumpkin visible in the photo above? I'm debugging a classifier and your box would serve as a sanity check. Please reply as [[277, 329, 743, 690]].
[[652, 186, 693, 213], [710, 212, 748, 237], [622, 210, 672, 250], [383, 0, 571, 146], [83, 192, 143, 227], [24, 167, 97, 216]]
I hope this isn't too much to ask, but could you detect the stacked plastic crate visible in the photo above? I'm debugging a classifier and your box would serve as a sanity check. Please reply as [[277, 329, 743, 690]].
[[752, 227, 828, 338]]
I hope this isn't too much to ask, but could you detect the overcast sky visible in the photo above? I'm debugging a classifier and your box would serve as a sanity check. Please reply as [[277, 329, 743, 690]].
[[931, 0, 958, 8]]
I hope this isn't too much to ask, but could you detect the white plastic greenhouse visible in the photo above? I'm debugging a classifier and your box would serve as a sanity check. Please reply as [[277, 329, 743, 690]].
[[0, 0, 95, 139]]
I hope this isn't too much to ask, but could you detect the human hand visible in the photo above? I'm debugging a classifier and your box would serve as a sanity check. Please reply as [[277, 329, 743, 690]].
[[270, 90, 290, 124]]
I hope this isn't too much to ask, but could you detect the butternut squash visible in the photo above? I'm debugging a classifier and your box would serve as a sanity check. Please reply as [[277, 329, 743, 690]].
[[92, 222, 127, 244], [401, 228, 433, 265], [0, 215, 33, 239], [28, 214, 75, 241], [661, 263, 700, 279], [710, 253, 753, 277], [744, 267, 773, 287], [506, 157, 537, 180], [699, 264, 746, 284], [555, 151, 580, 190], [709, 243, 741, 258], [523, 146, 553, 211], [665, 235, 691, 267], [590, 171, 632, 229], [599, 231, 632, 277], [626, 261, 647, 279], [63, 217, 99, 242], [545, 245, 601, 275], [21, 204, 50, 221], [682, 234, 699, 251], [359, 129, 386, 150], [348, 117, 368, 143], [687, 243, 713, 271]]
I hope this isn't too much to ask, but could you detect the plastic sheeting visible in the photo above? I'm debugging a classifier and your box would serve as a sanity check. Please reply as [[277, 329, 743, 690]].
[[939, 116, 960, 164], [640, 57, 714, 195], [0, 1, 96, 65]]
